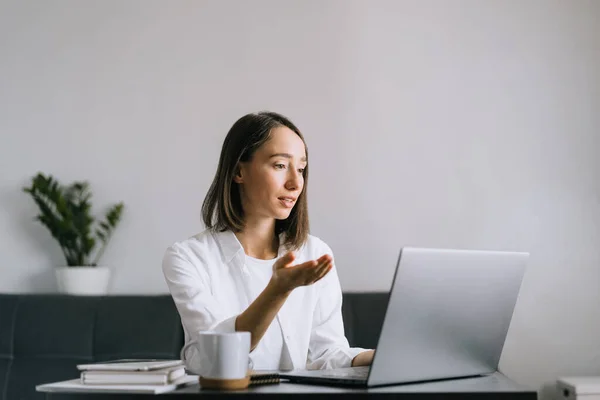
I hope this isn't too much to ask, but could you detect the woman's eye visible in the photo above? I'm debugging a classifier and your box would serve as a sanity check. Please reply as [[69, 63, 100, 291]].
[[298, 168, 305, 173], [275, 164, 286, 170]]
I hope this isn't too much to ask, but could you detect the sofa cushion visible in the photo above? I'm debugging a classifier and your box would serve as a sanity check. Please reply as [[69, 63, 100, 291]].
[[0, 295, 18, 400], [94, 295, 183, 361], [13, 295, 97, 359], [0, 294, 183, 400], [0, 295, 17, 358], [7, 358, 81, 400], [342, 292, 389, 349]]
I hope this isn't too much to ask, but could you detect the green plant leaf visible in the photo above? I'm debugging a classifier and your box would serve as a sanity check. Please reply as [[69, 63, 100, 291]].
[[23, 173, 125, 267], [92, 202, 125, 265]]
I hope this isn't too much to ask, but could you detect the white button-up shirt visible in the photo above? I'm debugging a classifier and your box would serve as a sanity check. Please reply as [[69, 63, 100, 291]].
[[162, 229, 367, 371]]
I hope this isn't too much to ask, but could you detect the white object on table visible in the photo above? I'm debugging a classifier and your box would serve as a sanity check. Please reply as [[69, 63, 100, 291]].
[[36, 374, 197, 394], [557, 377, 600, 400]]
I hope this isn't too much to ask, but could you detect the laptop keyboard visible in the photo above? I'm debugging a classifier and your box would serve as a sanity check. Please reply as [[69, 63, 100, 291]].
[[319, 366, 369, 379]]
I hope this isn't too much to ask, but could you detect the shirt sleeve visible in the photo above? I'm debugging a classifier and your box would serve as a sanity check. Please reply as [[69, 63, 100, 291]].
[[305, 243, 370, 369], [162, 244, 237, 359]]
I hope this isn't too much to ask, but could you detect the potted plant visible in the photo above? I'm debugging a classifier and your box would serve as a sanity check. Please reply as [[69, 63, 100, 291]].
[[23, 172, 125, 295]]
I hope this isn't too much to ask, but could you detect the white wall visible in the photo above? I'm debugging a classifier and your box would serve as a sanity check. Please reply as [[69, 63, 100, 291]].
[[1, 0, 599, 397]]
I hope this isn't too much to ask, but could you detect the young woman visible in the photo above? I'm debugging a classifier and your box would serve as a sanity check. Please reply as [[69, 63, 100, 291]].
[[162, 111, 375, 372]]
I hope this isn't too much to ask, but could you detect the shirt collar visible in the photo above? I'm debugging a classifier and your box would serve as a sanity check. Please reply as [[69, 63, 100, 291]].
[[211, 230, 243, 264], [211, 229, 289, 264]]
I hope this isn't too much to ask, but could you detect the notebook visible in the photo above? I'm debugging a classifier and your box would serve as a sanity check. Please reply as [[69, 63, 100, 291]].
[[77, 359, 184, 372], [249, 372, 280, 386], [80, 365, 185, 385]]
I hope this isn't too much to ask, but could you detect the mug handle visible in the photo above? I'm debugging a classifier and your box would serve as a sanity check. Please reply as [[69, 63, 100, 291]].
[[180, 339, 197, 362], [180, 337, 254, 371]]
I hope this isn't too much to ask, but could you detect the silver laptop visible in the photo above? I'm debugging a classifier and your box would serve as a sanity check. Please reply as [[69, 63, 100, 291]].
[[280, 247, 528, 387]]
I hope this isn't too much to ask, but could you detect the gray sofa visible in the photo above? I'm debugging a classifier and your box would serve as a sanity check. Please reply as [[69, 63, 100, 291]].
[[0, 292, 388, 400]]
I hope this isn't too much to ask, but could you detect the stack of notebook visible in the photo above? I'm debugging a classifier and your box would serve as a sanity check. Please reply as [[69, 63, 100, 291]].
[[77, 359, 188, 385], [36, 359, 197, 394]]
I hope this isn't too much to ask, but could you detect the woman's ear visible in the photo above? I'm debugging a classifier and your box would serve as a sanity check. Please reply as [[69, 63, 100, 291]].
[[233, 163, 244, 184]]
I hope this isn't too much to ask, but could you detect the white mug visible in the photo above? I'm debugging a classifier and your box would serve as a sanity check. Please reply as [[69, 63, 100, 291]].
[[180, 331, 251, 380]]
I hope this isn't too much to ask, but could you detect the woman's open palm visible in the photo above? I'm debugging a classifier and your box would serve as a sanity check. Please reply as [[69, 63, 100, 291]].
[[270, 252, 332, 294]]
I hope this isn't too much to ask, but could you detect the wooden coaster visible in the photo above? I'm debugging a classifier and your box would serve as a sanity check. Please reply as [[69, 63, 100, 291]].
[[199, 376, 250, 390]]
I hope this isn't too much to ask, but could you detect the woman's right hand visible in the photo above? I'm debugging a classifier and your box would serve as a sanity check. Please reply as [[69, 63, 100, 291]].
[[269, 252, 333, 295]]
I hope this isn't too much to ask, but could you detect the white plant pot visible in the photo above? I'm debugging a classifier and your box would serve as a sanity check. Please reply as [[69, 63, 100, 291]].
[[55, 266, 111, 295]]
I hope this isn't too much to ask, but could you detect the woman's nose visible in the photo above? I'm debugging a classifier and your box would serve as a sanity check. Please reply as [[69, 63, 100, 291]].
[[286, 170, 302, 190]]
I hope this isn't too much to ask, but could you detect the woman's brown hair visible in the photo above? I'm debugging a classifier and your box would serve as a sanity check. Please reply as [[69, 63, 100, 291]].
[[201, 111, 309, 250]]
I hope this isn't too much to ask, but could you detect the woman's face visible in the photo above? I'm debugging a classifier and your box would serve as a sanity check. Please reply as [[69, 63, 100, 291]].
[[235, 126, 307, 222]]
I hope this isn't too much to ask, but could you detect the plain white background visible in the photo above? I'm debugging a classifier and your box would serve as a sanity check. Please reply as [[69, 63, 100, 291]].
[[1, 1, 599, 397]]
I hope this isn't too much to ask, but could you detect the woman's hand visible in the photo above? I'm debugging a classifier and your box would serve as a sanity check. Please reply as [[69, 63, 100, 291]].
[[269, 252, 333, 295], [352, 349, 375, 367], [237, 252, 332, 350]]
